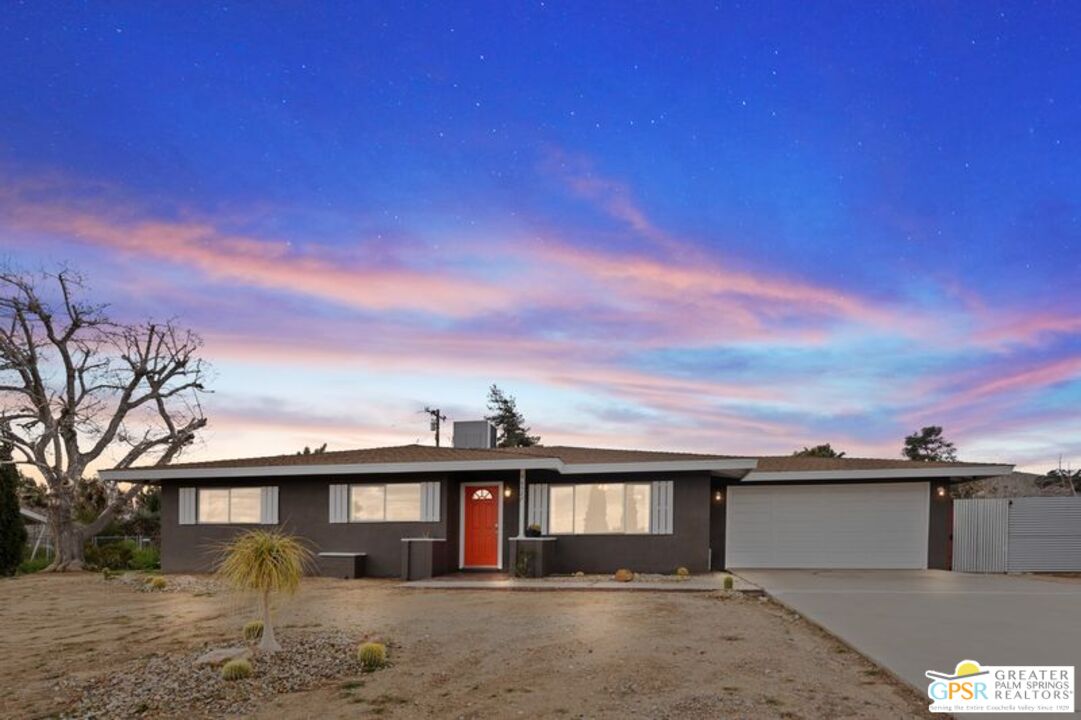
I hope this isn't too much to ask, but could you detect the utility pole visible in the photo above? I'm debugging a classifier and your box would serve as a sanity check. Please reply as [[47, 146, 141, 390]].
[[424, 407, 447, 447]]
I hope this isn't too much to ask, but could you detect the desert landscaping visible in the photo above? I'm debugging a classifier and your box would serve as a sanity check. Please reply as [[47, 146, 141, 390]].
[[0, 573, 930, 719]]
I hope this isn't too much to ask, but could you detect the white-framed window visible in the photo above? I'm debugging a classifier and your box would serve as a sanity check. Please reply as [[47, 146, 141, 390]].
[[349, 483, 423, 522], [547, 483, 652, 535], [197, 487, 263, 524]]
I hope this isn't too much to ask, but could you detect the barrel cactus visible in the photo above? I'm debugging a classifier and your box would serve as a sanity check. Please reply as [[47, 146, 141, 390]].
[[613, 568, 634, 582], [357, 642, 387, 671], [221, 658, 253, 681], [723, 575, 734, 590], [243, 621, 264, 642], [149, 576, 167, 590], [675, 566, 690, 578]]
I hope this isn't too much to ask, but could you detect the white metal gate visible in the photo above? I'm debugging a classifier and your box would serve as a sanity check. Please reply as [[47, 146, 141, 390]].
[[953, 497, 1081, 573], [952, 499, 1008, 572]]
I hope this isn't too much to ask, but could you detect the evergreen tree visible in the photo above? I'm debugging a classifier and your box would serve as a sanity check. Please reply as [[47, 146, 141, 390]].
[[902, 426, 957, 462], [793, 443, 845, 458], [485, 385, 540, 447], [0, 438, 28, 575]]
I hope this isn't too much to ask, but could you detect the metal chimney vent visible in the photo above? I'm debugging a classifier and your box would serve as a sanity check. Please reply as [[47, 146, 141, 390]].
[[453, 420, 497, 449]]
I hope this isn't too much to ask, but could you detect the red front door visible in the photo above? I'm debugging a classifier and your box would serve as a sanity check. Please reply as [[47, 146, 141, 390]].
[[463, 485, 500, 567]]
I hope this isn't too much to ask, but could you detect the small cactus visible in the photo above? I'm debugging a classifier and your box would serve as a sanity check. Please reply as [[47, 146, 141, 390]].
[[723, 575, 734, 590], [675, 566, 691, 578], [613, 568, 634, 582], [220, 658, 253, 681], [243, 621, 264, 642], [148, 576, 167, 591], [357, 642, 387, 671]]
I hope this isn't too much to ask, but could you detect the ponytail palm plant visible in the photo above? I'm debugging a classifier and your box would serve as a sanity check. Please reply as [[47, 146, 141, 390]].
[[216, 530, 312, 653]]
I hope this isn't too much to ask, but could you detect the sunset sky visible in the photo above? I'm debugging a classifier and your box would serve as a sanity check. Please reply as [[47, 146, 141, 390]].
[[1, 3, 1079, 471]]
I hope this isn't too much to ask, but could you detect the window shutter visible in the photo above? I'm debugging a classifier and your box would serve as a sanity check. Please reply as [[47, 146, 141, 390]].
[[420, 481, 440, 522], [178, 487, 197, 525], [260, 486, 279, 524], [651, 480, 674, 534], [527, 483, 549, 534], [329, 484, 349, 523]]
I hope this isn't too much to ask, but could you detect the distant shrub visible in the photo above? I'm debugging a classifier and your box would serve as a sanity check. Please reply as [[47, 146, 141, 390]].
[[221, 658, 253, 681], [613, 568, 634, 582], [357, 642, 387, 671], [675, 567, 690, 578], [148, 576, 167, 590], [84, 541, 134, 571], [723, 575, 734, 590], [17, 555, 50, 575], [131, 546, 160, 571], [243, 621, 264, 642]]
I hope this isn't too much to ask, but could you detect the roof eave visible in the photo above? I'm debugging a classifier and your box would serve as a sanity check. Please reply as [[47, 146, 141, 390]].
[[99, 456, 759, 482]]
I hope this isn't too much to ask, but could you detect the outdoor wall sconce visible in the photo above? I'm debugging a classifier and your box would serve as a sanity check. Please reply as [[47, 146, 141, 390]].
[[714, 490, 724, 503], [936, 485, 947, 498], [504, 487, 513, 498]]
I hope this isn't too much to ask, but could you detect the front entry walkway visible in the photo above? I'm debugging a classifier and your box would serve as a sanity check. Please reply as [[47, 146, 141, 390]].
[[402, 571, 758, 592], [736, 570, 1081, 702]]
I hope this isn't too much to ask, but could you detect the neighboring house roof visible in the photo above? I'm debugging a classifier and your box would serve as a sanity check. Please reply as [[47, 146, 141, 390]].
[[955, 471, 1072, 498], [20, 507, 46, 523], [99, 443, 1012, 483]]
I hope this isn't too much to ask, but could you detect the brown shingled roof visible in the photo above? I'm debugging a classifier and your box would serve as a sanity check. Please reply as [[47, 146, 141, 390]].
[[492, 445, 745, 464], [116, 443, 1008, 475], [158, 444, 519, 470], [753, 455, 1001, 472]]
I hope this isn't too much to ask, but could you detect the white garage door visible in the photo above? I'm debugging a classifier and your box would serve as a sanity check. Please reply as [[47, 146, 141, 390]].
[[726, 482, 929, 569]]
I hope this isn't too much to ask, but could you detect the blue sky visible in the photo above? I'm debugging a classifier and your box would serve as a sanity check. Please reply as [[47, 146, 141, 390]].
[[1, 2, 1079, 469]]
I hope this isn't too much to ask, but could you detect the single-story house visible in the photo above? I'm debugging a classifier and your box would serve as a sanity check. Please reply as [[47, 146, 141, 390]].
[[99, 421, 1012, 577]]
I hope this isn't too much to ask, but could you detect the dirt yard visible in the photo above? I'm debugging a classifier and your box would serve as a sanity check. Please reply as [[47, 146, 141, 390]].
[[0, 573, 930, 719]]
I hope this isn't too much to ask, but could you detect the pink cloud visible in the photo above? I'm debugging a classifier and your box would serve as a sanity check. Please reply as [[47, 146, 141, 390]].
[[973, 313, 1081, 349], [2, 194, 515, 318]]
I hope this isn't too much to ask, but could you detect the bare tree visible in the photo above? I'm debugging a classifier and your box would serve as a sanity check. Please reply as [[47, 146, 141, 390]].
[[0, 269, 209, 570]]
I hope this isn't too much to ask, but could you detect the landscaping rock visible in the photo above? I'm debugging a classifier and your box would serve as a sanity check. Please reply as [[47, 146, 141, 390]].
[[62, 631, 361, 718], [194, 647, 251, 667]]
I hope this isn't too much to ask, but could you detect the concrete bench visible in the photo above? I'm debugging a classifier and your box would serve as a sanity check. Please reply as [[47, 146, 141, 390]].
[[317, 552, 367, 579]]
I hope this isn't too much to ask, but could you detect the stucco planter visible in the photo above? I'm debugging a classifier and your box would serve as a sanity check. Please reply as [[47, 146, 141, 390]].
[[509, 537, 557, 577], [401, 538, 448, 580]]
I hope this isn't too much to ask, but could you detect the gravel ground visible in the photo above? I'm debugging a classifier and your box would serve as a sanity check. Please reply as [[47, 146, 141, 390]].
[[61, 631, 364, 719], [114, 572, 224, 595], [0, 573, 930, 719]]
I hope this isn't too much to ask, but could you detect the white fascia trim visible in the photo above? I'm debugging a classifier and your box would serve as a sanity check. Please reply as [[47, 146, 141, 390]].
[[99, 457, 561, 481], [99, 456, 759, 482], [562, 459, 758, 474], [20, 508, 47, 523], [741, 465, 1013, 482]]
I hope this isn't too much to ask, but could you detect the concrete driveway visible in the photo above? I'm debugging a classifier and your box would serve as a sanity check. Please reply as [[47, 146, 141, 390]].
[[736, 570, 1081, 703]]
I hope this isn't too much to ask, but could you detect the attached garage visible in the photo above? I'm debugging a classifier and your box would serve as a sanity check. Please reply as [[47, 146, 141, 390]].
[[726, 482, 930, 569]]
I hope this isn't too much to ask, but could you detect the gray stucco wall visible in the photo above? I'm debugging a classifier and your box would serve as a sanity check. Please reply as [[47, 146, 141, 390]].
[[537, 471, 713, 574], [159, 469, 708, 577], [161, 473, 452, 577], [928, 481, 953, 570], [709, 477, 727, 571]]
